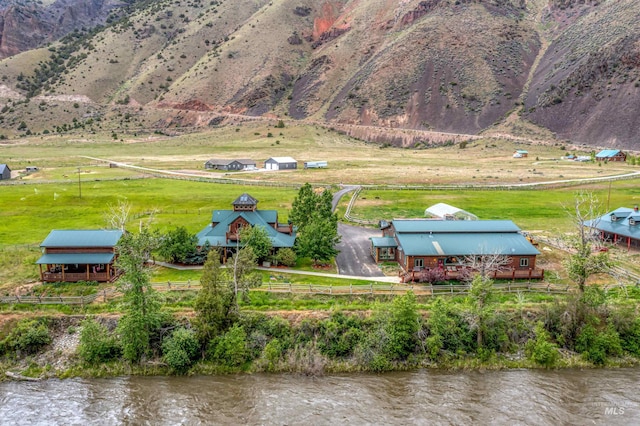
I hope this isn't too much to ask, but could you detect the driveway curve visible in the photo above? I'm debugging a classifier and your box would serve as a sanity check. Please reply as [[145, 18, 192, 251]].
[[335, 223, 385, 277]]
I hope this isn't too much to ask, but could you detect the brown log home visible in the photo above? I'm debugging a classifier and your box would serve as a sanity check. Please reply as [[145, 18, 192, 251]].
[[371, 219, 542, 282], [196, 193, 296, 261], [36, 230, 123, 282]]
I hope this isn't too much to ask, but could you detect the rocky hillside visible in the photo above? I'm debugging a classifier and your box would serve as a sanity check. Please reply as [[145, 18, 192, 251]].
[[0, 0, 638, 150], [0, 0, 125, 59]]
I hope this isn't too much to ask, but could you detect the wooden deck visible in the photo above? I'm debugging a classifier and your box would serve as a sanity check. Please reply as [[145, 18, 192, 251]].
[[401, 268, 545, 283]]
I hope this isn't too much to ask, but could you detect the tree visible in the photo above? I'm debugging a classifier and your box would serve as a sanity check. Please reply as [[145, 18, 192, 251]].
[[229, 247, 262, 313], [158, 226, 198, 264], [104, 200, 131, 231], [290, 184, 341, 266], [239, 225, 272, 263], [116, 228, 163, 362], [194, 249, 236, 346], [466, 274, 496, 350], [296, 217, 340, 265], [461, 252, 512, 281], [289, 183, 317, 230], [563, 191, 613, 293]]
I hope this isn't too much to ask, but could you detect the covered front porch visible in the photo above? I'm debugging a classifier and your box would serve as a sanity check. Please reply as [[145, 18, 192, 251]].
[[37, 253, 117, 283]]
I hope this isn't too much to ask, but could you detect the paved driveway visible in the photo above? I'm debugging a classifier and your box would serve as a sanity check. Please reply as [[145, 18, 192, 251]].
[[335, 223, 385, 277]]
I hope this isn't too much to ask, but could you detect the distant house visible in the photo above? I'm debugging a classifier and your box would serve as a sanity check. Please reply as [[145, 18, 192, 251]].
[[264, 157, 297, 170], [197, 193, 296, 261], [595, 149, 626, 162], [370, 219, 542, 282], [303, 161, 328, 169], [585, 206, 640, 251], [204, 159, 256, 171], [25, 166, 39, 173], [0, 164, 11, 180], [36, 230, 123, 282], [513, 150, 528, 158]]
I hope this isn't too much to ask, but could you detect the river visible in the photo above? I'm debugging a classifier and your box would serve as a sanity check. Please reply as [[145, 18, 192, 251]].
[[1, 369, 638, 425]]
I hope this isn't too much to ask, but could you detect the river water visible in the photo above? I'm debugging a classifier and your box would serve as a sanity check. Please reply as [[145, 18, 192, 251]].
[[1, 369, 638, 425]]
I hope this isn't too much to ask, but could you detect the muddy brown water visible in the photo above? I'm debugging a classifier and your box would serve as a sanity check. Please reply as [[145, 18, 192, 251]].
[[1, 369, 638, 425]]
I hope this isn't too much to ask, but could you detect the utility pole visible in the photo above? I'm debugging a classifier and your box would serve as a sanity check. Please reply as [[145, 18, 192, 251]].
[[77, 166, 82, 198]]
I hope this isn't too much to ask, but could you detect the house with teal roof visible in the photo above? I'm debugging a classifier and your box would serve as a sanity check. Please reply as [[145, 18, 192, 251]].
[[585, 206, 640, 251], [197, 193, 296, 260], [36, 230, 123, 282], [371, 219, 542, 282], [595, 149, 626, 162]]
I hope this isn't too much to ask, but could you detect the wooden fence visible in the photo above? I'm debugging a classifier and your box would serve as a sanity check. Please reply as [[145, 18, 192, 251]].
[[0, 281, 571, 306]]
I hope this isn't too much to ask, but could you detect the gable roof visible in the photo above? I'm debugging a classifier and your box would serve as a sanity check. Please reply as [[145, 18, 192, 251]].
[[206, 159, 255, 165], [40, 230, 123, 248], [266, 156, 297, 163], [0, 164, 9, 174], [595, 149, 622, 158], [389, 219, 539, 257]]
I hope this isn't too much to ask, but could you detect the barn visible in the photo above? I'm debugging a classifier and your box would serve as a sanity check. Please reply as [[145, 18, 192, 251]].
[[0, 164, 11, 180], [595, 149, 626, 162], [264, 157, 297, 170]]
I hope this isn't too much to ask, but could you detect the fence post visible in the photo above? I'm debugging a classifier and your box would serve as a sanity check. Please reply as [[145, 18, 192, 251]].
[[103, 289, 107, 302], [370, 283, 373, 295], [289, 283, 292, 293], [330, 284, 332, 295], [187, 279, 191, 289], [309, 284, 312, 294], [350, 283, 352, 295]]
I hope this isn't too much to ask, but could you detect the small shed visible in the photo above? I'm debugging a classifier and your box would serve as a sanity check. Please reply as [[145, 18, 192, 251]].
[[26, 166, 39, 173], [425, 203, 478, 221], [0, 164, 11, 180], [513, 150, 528, 158], [595, 149, 626, 162], [265, 157, 297, 170]]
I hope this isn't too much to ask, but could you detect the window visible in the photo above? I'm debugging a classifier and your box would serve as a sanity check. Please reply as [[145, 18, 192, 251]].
[[380, 247, 395, 260], [520, 258, 529, 267], [414, 258, 424, 268]]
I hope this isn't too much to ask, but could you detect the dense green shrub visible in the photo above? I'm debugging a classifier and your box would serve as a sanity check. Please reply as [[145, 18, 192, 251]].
[[78, 318, 121, 365], [576, 324, 623, 365], [162, 327, 200, 373], [209, 325, 249, 367], [317, 313, 363, 358], [525, 322, 559, 367], [274, 248, 296, 267], [1, 319, 51, 356], [386, 292, 421, 360]]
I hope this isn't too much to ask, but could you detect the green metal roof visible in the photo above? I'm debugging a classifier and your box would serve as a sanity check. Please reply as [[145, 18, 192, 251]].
[[396, 232, 540, 256], [392, 220, 521, 234], [585, 207, 640, 240], [596, 149, 622, 158], [198, 210, 295, 248], [370, 237, 397, 248], [36, 253, 115, 265], [40, 230, 123, 248]]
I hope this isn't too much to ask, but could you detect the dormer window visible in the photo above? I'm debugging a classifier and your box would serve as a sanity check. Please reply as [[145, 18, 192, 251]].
[[611, 214, 618, 222], [631, 218, 636, 226]]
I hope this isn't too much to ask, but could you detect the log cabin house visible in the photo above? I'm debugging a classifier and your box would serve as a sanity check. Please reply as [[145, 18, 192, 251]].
[[371, 219, 542, 282], [36, 230, 123, 282], [585, 206, 640, 251], [595, 149, 626, 162], [197, 193, 296, 261]]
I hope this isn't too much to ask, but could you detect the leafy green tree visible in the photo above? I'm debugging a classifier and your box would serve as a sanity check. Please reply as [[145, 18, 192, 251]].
[[466, 275, 496, 350], [229, 247, 262, 312], [158, 226, 198, 264], [274, 247, 296, 267], [162, 327, 200, 373], [116, 229, 163, 362], [563, 192, 613, 293], [239, 225, 272, 263], [295, 217, 340, 265], [289, 183, 317, 230], [194, 250, 236, 346], [78, 318, 121, 365], [386, 292, 421, 360]]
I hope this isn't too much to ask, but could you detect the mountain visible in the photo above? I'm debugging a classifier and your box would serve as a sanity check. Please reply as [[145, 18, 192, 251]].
[[0, 0, 638, 150]]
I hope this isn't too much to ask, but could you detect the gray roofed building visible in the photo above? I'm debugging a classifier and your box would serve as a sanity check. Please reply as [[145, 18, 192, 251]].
[[0, 164, 11, 180], [205, 159, 256, 171], [264, 157, 297, 170]]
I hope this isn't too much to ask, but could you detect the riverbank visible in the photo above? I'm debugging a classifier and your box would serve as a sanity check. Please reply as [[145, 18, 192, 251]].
[[1, 287, 639, 381]]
